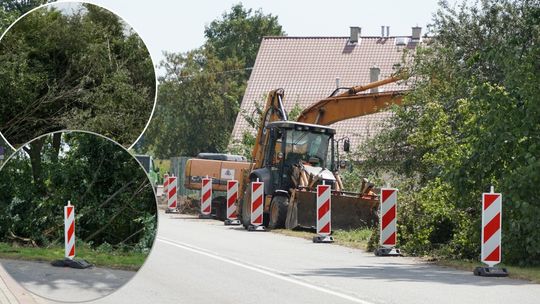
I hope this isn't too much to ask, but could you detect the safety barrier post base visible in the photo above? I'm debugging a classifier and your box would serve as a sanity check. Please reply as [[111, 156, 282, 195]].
[[224, 219, 241, 226], [247, 225, 266, 232], [375, 247, 402, 256], [313, 235, 334, 243], [199, 214, 213, 219], [473, 266, 509, 277], [165, 208, 179, 214], [51, 258, 93, 269]]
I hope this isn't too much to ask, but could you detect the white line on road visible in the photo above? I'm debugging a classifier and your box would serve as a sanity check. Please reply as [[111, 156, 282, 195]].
[[157, 236, 375, 304]]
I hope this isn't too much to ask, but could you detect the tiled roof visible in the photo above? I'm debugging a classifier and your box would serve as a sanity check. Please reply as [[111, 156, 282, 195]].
[[231, 36, 416, 151]]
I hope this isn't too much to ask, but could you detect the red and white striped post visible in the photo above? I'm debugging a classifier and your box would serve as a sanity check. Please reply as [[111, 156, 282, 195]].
[[375, 187, 401, 256], [474, 186, 508, 276], [51, 201, 92, 269], [162, 173, 169, 199], [166, 176, 178, 213], [64, 201, 75, 259], [224, 180, 241, 225], [313, 182, 333, 243], [248, 179, 266, 231], [199, 176, 213, 219]]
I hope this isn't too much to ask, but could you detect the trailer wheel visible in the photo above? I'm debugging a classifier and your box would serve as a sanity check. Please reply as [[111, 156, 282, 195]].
[[268, 196, 288, 229]]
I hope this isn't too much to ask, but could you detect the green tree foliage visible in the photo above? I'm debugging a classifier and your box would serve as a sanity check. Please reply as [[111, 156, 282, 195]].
[[143, 4, 284, 158], [359, 0, 540, 265], [0, 0, 50, 33], [0, 132, 157, 252], [204, 4, 283, 71], [0, 3, 155, 147]]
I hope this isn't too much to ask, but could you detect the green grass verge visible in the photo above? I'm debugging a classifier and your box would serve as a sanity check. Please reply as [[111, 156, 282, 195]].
[[436, 259, 540, 283], [272, 229, 540, 283], [0, 242, 146, 271], [272, 228, 372, 250]]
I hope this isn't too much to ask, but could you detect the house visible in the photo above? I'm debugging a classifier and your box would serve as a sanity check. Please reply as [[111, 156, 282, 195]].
[[230, 26, 421, 153]]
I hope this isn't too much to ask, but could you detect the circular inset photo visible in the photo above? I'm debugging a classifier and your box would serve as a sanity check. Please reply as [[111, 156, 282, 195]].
[[0, 131, 158, 302], [0, 1, 156, 149]]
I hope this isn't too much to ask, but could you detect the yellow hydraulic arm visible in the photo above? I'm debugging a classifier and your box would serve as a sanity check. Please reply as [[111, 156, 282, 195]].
[[251, 89, 287, 169], [296, 76, 406, 125]]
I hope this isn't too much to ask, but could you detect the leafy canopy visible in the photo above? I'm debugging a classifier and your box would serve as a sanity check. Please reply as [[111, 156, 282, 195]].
[[0, 3, 155, 147], [0, 132, 157, 252], [140, 4, 284, 158], [358, 0, 540, 265]]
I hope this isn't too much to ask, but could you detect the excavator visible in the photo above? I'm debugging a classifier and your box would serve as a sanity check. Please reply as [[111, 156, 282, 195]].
[[185, 74, 406, 230]]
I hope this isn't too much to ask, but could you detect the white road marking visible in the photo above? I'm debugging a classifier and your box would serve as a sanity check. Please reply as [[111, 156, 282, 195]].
[[157, 236, 375, 304]]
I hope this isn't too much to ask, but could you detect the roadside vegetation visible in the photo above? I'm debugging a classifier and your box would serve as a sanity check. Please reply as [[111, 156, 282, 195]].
[[0, 242, 146, 271], [351, 0, 540, 266], [140, 4, 284, 157], [0, 1, 155, 147], [0, 0, 51, 34], [0, 132, 157, 263]]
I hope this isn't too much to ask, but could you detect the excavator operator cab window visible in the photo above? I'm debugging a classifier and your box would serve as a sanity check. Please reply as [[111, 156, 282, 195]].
[[268, 129, 283, 166], [284, 130, 330, 168]]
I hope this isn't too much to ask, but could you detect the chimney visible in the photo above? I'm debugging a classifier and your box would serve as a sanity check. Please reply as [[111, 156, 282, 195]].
[[370, 66, 380, 93], [335, 77, 340, 89], [386, 26, 390, 37], [412, 26, 422, 41], [381, 26, 385, 38], [350, 26, 360, 44]]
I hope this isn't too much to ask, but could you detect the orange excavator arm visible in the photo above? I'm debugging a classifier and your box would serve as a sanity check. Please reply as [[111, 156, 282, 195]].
[[296, 76, 406, 125]]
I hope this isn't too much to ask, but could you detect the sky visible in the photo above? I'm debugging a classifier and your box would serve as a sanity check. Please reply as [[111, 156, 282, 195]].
[[56, 0, 452, 68]]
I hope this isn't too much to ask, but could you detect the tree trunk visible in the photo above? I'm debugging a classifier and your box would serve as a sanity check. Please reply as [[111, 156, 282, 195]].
[[23, 137, 45, 195]]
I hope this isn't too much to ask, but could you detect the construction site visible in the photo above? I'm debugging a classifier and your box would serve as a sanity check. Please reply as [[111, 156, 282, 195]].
[[1, 0, 539, 303]]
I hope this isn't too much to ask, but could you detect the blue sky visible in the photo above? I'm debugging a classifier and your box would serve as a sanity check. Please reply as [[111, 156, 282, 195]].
[[59, 0, 454, 67]]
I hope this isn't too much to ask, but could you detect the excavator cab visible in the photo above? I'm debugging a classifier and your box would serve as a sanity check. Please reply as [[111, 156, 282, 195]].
[[264, 121, 335, 192]]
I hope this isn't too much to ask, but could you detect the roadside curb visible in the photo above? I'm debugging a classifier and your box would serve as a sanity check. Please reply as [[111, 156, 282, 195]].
[[0, 262, 41, 304]]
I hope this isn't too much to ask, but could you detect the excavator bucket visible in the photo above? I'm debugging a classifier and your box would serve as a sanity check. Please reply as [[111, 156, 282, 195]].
[[285, 190, 379, 230]]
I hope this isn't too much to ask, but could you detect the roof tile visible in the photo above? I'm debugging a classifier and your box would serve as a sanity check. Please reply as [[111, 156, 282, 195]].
[[231, 36, 412, 150]]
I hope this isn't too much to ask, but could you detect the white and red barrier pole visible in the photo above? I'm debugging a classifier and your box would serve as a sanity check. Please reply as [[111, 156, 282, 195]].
[[375, 187, 401, 256], [64, 201, 75, 259], [224, 180, 241, 225], [166, 176, 178, 213], [199, 176, 213, 219], [474, 186, 508, 276], [51, 201, 92, 269], [248, 179, 266, 231], [313, 182, 333, 243], [162, 173, 169, 199]]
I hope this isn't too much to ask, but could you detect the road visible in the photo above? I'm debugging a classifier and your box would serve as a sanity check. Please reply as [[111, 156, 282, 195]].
[[1, 259, 134, 303], [11, 210, 540, 304]]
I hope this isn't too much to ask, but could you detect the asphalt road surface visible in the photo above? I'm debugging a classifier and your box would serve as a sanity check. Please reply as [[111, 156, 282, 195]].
[[27, 211, 540, 303], [1, 259, 135, 302]]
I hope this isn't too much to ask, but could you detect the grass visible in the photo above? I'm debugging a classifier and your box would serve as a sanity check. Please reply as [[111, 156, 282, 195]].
[[272, 228, 372, 250], [271, 229, 540, 283], [436, 259, 540, 283], [0, 242, 147, 271]]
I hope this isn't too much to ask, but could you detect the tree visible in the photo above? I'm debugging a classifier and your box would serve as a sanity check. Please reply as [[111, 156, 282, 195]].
[[0, 3, 155, 148], [145, 49, 245, 157], [359, 0, 540, 264], [0, 132, 157, 251], [0, 0, 50, 33], [143, 4, 284, 158], [204, 3, 284, 73]]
